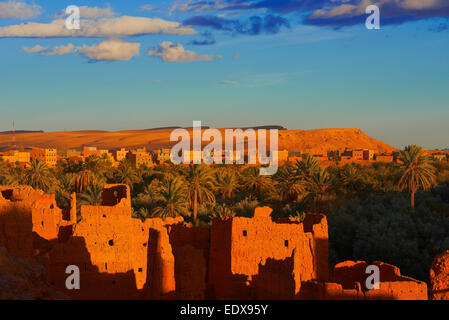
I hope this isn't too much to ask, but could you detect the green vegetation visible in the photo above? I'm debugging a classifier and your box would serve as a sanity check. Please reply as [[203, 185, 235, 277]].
[[1, 145, 448, 282]]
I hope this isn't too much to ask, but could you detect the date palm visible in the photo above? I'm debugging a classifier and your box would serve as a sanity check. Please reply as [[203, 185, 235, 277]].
[[153, 176, 189, 218], [338, 165, 363, 198], [2, 167, 23, 186], [23, 158, 55, 192], [114, 161, 140, 189], [75, 169, 96, 193], [185, 164, 216, 222], [303, 167, 333, 214], [240, 166, 273, 199], [397, 145, 436, 211], [78, 183, 104, 206], [215, 168, 238, 200], [0, 160, 10, 184], [272, 165, 304, 204], [295, 154, 321, 182]]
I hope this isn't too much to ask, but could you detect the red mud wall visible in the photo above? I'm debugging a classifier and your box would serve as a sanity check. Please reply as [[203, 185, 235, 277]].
[[208, 207, 329, 299], [430, 250, 449, 300], [0, 185, 432, 300]]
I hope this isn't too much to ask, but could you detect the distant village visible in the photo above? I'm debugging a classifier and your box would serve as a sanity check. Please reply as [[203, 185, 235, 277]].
[[1, 145, 448, 168]]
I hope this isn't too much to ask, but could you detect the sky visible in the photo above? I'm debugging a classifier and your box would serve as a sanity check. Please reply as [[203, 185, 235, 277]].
[[0, 0, 448, 149]]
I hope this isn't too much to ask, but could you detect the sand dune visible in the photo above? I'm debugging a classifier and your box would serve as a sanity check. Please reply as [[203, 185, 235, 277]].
[[0, 127, 395, 154]]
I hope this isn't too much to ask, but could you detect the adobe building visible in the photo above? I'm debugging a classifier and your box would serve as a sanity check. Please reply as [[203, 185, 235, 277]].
[[0, 150, 31, 165], [376, 154, 394, 163], [111, 148, 129, 162], [154, 148, 171, 164], [127, 149, 154, 167], [0, 184, 430, 300], [31, 148, 58, 167]]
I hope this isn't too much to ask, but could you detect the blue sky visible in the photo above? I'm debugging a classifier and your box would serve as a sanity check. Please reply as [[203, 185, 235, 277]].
[[0, 0, 448, 149]]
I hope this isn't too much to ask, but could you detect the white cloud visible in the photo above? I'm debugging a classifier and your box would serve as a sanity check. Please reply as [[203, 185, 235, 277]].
[[220, 80, 237, 85], [78, 39, 140, 61], [22, 44, 47, 53], [55, 5, 115, 19], [0, 1, 41, 19], [41, 43, 75, 56], [309, 0, 449, 21], [0, 16, 196, 38], [147, 41, 219, 62], [139, 4, 154, 12]]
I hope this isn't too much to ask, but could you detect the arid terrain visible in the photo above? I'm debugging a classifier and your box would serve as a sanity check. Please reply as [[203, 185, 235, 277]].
[[0, 128, 396, 154]]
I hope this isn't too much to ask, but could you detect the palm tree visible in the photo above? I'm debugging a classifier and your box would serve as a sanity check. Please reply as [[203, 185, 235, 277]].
[[303, 167, 333, 214], [215, 168, 238, 200], [60, 158, 83, 174], [295, 154, 321, 182], [211, 203, 236, 219], [78, 183, 104, 206], [397, 145, 436, 211], [74, 169, 96, 193], [240, 166, 273, 199], [272, 165, 304, 204], [185, 164, 216, 222], [23, 158, 55, 192], [153, 177, 189, 219], [114, 161, 140, 189], [0, 160, 10, 185], [55, 173, 75, 209], [2, 167, 23, 186], [338, 165, 363, 198]]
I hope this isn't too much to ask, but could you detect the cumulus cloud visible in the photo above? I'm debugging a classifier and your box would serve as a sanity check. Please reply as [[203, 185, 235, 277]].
[[139, 4, 154, 12], [55, 5, 115, 19], [147, 42, 219, 62], [220, 80, 237, 85], [187, 31, 216, 45], [171, 0, 327, 14], [78, 39, 140, 61], [0, 0, 42, 19], [173, 0, 449, 27], [0, 16, 196, 38], [22, 44, 47, 53], [305, 0, 449, 26], [183, 14, 290, 35], [41, 43, 75, 56]]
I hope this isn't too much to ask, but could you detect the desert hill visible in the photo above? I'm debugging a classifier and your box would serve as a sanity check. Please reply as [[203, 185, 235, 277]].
[[0, 127, 395, 154]]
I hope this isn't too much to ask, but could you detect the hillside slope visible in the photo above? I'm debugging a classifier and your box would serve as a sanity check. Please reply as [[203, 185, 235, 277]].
[[0, 128, 395, 154]]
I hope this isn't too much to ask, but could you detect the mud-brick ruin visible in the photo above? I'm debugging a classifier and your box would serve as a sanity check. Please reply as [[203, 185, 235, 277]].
[[0, 184, 436, 300]]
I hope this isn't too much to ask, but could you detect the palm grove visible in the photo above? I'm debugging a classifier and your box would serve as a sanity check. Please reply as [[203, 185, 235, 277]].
[[1, 145, 449, 282]]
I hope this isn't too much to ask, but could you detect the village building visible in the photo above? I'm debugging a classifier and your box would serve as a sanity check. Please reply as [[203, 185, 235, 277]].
[[127, 148, 154, 167], [30, 148, 57, 167], [111, 148, 129, 162]]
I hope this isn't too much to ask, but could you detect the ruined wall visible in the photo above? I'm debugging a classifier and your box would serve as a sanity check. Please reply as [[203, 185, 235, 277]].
[[0, 185, 432, 300], [0, 186, 65, 258], [208, 207, 328, 299], [329, 261, 427, 300], [47, 196, 185, 299], [430, 250, 449, 300]]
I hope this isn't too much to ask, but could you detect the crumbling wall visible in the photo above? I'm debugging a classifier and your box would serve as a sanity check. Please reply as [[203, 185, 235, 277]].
[[0, 185, 432, 300], [0, 247, 67, 300], [430, 250, 449, 300], [208, 207, 327, 299], [166, 223, 210, 299], [329, 261, 428, 300], [101, 184, 130, 207], [0, 186, 64, 258], [47, 199, 185, 299]]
